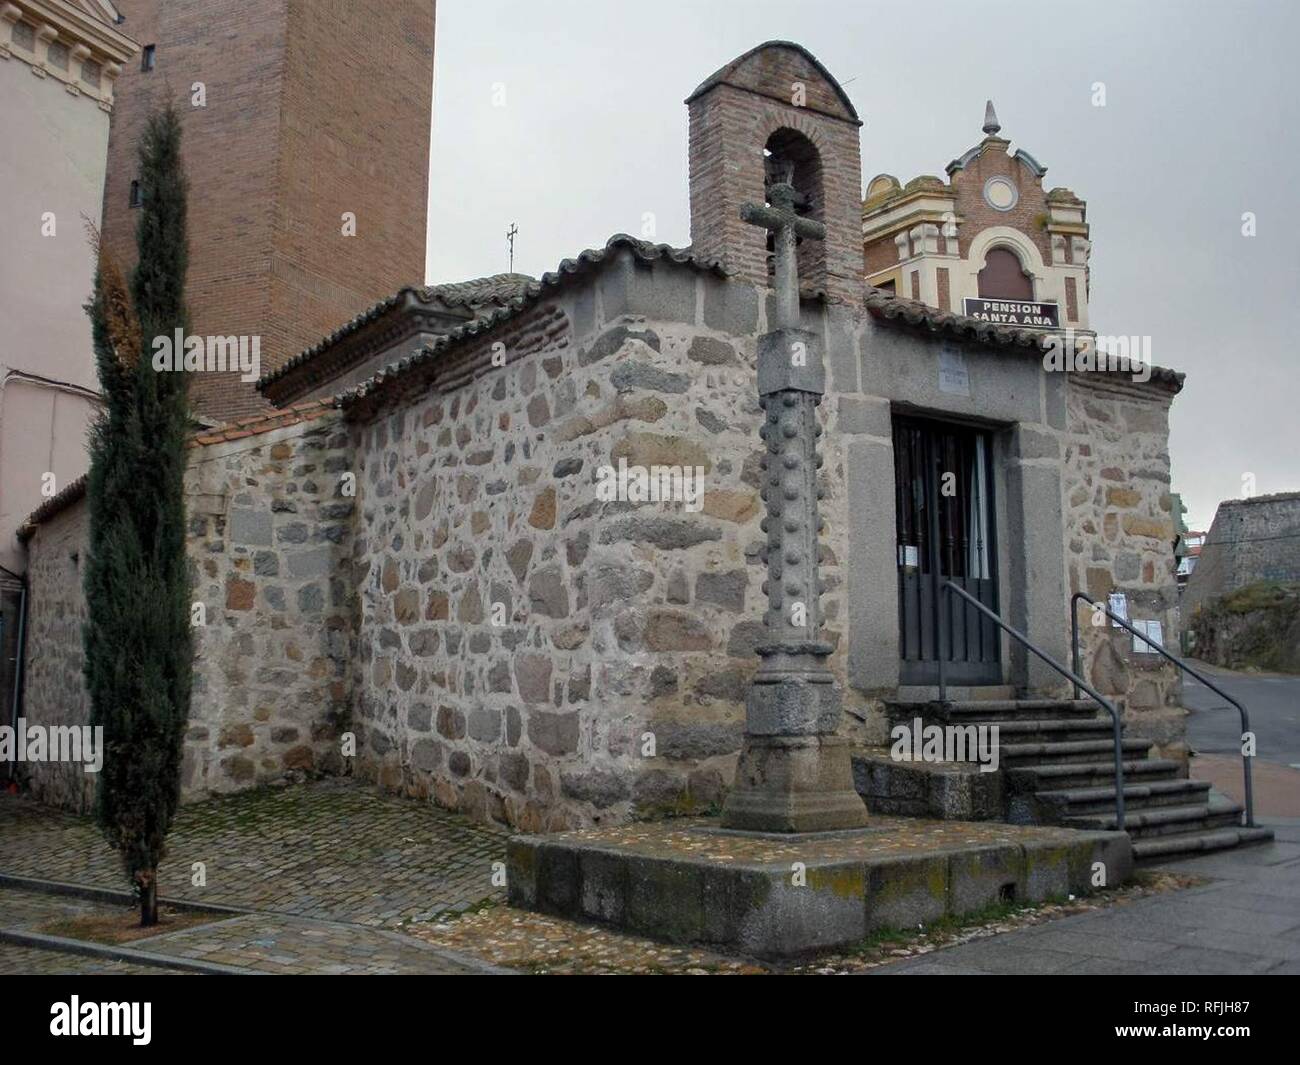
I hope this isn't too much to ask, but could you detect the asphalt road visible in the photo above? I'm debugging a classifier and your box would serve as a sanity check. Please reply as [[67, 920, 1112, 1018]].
[[1183, 661, 1300, 768]]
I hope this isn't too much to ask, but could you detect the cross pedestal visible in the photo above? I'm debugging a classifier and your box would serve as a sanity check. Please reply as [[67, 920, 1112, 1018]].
[[720, 180, 868, 832]]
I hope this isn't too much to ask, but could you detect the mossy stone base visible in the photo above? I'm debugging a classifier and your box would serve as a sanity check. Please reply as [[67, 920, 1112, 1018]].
[[506, 815, 1132, 958]]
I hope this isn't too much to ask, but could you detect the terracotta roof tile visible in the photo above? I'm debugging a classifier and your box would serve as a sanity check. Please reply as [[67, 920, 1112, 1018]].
[[335, 235, 726, 415], [864, 285, 1184, 390], [16, 475, 88, 542], [256, 273, 539, 396], [21, 401, 341, 537]]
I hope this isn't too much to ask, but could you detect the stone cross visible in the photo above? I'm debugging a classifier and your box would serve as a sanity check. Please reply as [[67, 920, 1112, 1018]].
[[720, 172, 869, 833], [739, 176, 825, 330]]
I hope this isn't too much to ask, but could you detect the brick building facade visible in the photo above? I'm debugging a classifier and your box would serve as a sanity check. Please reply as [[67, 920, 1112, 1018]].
[[99, 0, 435, 421], [862, 102, 1091, 331]]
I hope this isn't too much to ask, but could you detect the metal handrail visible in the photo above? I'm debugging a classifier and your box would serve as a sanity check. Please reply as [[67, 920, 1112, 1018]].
[[938, 580, 1126, 829], [1070, 591, 1254, 827]]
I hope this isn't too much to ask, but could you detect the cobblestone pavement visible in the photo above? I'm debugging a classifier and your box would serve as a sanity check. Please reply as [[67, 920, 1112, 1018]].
[[0, 884, 499, 974], [0, 780, 508, 928], [870, 820, 1300, 975], [128, 912, 490, 974], [0, 942, 191, 976], [1, 884, 119, 929]]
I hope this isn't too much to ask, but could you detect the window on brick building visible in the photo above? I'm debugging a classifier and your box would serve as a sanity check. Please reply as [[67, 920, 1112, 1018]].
[[81, 59, 101, 87], [129, 180, 142, 208], [12, 22, 35, 50], [977, 246, 1033, 300], [141, 44, 155, 72], [48, 41, 69, 71]]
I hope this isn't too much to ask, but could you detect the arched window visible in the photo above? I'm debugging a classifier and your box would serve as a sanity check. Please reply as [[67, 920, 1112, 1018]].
[[762, 128, 824, 286], [977, 246, 1033, 300]]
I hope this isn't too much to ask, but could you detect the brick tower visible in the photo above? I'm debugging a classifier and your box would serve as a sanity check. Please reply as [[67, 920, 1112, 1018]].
[[686, 41, 864, 306], [100, 0, 435, 421]]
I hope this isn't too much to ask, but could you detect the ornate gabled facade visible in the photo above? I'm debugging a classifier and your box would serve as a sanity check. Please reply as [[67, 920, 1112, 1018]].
[[862, 101, 1092, 332]]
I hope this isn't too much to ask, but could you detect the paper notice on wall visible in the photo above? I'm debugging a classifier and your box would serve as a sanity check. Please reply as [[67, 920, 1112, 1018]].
[[898, 544, 919, 568], [1108, 592, 1128, 628], [938, 345, 970, 396], [1131, 619, 1163, 654]]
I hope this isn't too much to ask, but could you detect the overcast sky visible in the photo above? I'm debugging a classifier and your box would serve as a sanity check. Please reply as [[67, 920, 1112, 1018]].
[[425, 0, 1299, 531]]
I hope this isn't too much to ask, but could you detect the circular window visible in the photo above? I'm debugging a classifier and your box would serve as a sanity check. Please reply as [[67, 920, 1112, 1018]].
[[983, 176, 1018, 212]]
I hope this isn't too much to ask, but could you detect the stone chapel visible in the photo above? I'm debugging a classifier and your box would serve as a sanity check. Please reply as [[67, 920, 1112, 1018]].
[[18, 42, 1190, 838]]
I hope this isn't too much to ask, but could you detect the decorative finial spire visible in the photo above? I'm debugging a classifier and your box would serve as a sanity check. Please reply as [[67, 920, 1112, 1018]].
[[982, 99, 1001, 136]]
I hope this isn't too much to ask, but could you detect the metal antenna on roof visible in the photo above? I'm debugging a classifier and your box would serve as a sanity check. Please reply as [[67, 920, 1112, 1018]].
[[506, 222, 518, 273]]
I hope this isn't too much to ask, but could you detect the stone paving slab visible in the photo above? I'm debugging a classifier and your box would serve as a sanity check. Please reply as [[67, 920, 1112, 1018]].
[[1, 883, 120, 930], [0, 885, 504, 975], [127, 912, 498, 974], [0, 780, 508, 928], [869, 819, 1300, 975], [0, 942, 192, 976]]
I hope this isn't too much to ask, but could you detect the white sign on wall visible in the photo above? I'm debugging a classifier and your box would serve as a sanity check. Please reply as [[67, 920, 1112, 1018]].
[[938, 345, 970, 396], [1107, 592, 1128, 628], [1131, 619, 1164, 654]]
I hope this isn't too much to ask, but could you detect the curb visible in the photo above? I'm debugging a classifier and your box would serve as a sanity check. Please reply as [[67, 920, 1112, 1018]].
[[0, 872, 252, 917], [0, 873, 514, 975], [0, 928, 258, 975]]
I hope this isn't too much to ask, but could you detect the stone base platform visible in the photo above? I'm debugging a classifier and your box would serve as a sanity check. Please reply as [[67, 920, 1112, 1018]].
[[506, 815, 1133, 958], [852, 748, 1003, 821]]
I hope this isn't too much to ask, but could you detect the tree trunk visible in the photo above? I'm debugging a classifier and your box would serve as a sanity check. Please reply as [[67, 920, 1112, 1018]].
[[139, 870, 158, 927]]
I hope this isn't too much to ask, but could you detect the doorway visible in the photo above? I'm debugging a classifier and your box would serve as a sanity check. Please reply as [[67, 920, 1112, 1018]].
[[893, 414, 1001, 685]]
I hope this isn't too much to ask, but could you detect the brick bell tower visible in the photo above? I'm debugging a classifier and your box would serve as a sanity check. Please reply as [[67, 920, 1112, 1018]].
[[686, 41, 864, 306]]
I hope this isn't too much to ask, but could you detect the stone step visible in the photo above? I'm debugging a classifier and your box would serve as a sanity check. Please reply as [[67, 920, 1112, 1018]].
[[1132, 826, 1276, 862], [887, 699, 1101, 724], [987, 719, 1130, 747], [1007, 758, 1181, 792], [1001, 737, 1152, 767], [1064, 799, 1245, 839], [1037, 778, 1211, 816], [895, 685, 1016, 704]]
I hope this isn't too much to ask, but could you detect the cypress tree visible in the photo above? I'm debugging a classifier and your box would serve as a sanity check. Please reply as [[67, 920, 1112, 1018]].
[[83, 106, 192, 927]]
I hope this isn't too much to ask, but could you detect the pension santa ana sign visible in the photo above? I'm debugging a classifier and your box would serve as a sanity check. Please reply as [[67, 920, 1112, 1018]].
[[962, 296, 1060, 328]]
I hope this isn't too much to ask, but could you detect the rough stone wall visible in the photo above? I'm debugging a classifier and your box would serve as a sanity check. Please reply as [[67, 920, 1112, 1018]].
[[1184, 493, 1300, 618], [1061, 375, 1185, 761], [17, 503, 94, 812], [184, 415, 355, 795], [17, 259, 1188, 823], [350, 269, 824, 830], [19, 412, 354, 809]]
